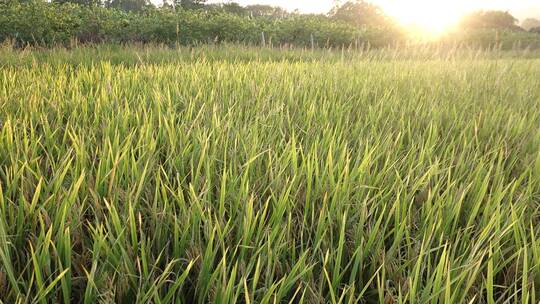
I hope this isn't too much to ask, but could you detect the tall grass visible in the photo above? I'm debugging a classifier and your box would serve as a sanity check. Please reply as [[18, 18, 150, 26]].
[[0, 45, 538, 303]]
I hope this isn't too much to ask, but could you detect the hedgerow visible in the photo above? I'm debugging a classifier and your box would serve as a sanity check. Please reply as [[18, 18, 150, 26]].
[[0, 1, 378, 47]]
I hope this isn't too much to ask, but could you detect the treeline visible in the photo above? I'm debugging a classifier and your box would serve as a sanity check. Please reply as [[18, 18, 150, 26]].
[[443, 11, 540, 49], [0, 0, 401, 48], [1, 0, 540, 49]]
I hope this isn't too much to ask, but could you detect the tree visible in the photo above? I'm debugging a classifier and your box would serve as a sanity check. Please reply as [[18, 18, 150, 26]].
[[173, 0, 206, 10], [522, 18, 540, 31], [244, 4, 289, 18], [202, 2, 247, 15], [221, 2, 246, 16], [53, 0, 101, 5], [105, 0, 149, 12], [459, 11, 521, 31], [329, 0, 391, 28]]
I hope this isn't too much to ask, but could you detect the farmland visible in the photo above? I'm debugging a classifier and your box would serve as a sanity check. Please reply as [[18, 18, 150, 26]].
[[0, 45, 539, 303]]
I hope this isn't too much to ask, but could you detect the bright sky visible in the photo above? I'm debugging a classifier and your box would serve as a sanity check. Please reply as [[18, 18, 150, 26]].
[[207, 0, 540, 34]]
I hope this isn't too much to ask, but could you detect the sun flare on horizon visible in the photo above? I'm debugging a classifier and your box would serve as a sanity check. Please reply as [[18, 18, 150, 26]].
[[209, 0, 540, 37], [380, 1, 464, 37]]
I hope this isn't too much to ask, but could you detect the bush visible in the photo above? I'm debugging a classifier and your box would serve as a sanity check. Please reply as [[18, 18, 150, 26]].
[[0, 1, 132, 45], [441, 29, 540, 50], [0, 1, 386, 48]]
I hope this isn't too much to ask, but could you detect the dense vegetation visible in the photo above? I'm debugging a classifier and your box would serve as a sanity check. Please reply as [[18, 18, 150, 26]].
[[2, 0, 540, 49], [0, 45, 539, 303], [0, 1, 393, 48]]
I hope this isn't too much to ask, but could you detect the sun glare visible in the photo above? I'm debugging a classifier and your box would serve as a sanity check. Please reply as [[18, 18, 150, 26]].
[[380, 1, 463, 37]]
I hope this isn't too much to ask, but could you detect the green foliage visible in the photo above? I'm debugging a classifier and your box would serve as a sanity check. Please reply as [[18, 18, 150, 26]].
[[459, 10, 522, 31], [4, 1, 539, 50], [329, 0, 403, 47], [442, 29, 540, 50], [329, 0, 391, 28], [53, 0, 101, 7], [262, 15, 363, 48], [439, 10, 540, 50], [104, 0, 150, 13], [449, 10, 540, 50], [0, 45, 538, 303], [0, 1, 381, 47], [244, 4, 289, 18], [174, 0, 207, 10], [0, 1, 90, 45], [221, 2, 244, 15]]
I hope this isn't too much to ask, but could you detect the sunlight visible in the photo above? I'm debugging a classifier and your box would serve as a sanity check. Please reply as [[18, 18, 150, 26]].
[[380, 1, 463, 36]]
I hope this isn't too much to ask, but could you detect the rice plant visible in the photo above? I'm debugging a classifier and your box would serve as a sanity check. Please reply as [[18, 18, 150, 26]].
[[0, 45, 538, 303]]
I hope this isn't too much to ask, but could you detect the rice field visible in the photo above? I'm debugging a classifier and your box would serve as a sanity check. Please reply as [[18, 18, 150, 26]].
[[0, 45, 539, 303]]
